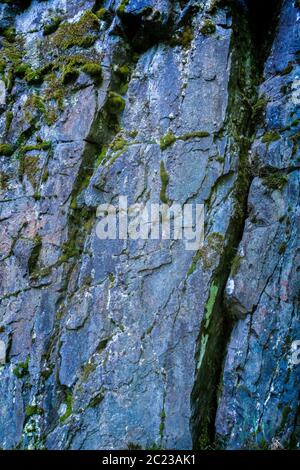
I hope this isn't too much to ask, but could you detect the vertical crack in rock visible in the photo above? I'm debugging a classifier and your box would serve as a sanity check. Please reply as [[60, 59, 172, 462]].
[[190, 0, 283, 449]]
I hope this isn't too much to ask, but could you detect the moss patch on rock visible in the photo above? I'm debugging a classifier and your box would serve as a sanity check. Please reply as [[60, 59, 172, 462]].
[[261, 130, 280, 144], [200, 19, 216, 35], [50, 11, 99, 51], [159, 161, 169, 203], [263, 172, 288, 191], [13, 357, 29, 378], [107, 91, 125, 114], [160, 130, 176, 150], [0, 143, 14, 156]]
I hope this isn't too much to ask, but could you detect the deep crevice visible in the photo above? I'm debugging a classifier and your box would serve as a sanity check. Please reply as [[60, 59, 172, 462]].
[[190, 0, 283, 450]]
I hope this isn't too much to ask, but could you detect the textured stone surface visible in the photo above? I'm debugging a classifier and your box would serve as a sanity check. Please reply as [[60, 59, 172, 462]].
[[0, 0, 299, 450]]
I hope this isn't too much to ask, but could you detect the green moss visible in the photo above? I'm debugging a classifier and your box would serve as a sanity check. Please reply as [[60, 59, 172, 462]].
[[29, 266, 52, 281], [0, 143, 14, 156], [19, 155, 40, 190], [207, 232, 224, 254], [96, 336, 112, 354], [13, 357, 29, 378], [107, 91, 125, 114], [81, 361, 96, 381], [128, 130, 138, 139], [187, 249, 206, 277], [263, 172, 288, 191], [33, 192, 42, 201], [159, 161, 169, 204], [2, 27, 16, 42], [61, 63, 79, 85], [5, 111, 13, 133], [0, 59, 5, 73], [115, 64, 130, 80], [278, 242, 287, 255], [28, 235, 42, 275], [60, 391, 72, 423], [24, 64, 52, 85], [252, 95, 268, 121], [14, 63, 29, 78], [160, 130, 176, 150], [200, 19, 216, 35], [127, 443, 143, 450], [89, 392, 104, 408], [60, 239, 81, 262], [20, 141, 51, 153], [230, 254, 242, 277], [160, 129, 210, 150], [261, 130, 281, 144], [181, 26, 194, 48], [159, 409, 166, 438], [81, 62, 102, 83], [5, 67, 14, 92], [110, 136, 127, 152], [0, 35, 24, 71], [94, 146, 107, 167], [179, 131, 210, 141], [0, 172, 9, 190], [25, 405, 43, 417], [51, 10, 99, 50], [216, 155, 225, 164], [117, 0, 129, 14], [280, 62, 293, 76], [96, 8, 110, 21], [24, 94, 47, 117], [43, 17, 62, 36], [204, 282, 219, 330], [44, 73, 65, 109]]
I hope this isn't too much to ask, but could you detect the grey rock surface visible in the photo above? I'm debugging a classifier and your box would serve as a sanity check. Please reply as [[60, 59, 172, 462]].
[[0, 0, 299, 450]]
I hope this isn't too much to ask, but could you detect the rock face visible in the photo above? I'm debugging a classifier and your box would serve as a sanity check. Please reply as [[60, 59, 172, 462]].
[[0, 0, 299, 450]]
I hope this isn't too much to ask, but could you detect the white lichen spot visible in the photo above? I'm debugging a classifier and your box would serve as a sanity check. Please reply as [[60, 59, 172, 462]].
[[226, 278, 235, 296], [0, 340, 6, 365], [58, 403, 67, 417]]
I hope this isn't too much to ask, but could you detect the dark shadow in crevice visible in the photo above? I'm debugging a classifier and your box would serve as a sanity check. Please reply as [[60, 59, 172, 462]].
[[244, 0, 283, 72]]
